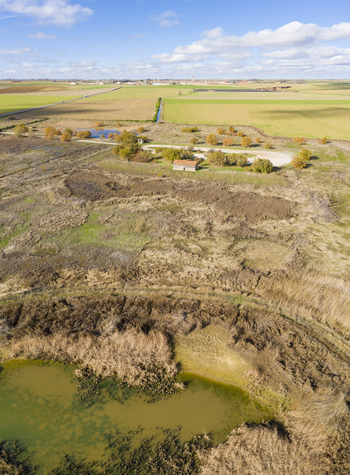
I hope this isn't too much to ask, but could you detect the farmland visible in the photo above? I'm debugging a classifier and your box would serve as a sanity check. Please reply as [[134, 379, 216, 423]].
[[0, 94, 81, 115], [163, 98, 350, 140]]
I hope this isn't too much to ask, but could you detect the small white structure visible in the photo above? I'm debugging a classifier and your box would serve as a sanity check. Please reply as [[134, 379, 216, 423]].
[[173, 160, 199, 172], [138, 138, 144, 144]]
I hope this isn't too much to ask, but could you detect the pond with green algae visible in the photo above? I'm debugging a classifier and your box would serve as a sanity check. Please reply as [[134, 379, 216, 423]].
[[0, 360, 271, 473]]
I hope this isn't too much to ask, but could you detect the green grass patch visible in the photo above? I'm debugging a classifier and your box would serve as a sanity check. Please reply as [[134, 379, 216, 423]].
[[0, 95, 80, 115], [0, 224, 30, 249], [46, 212, 150, 253]]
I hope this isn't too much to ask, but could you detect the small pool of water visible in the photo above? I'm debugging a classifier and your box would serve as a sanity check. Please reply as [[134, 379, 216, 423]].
[[77, 128, 119, 138], [0, 361, 271, 473]]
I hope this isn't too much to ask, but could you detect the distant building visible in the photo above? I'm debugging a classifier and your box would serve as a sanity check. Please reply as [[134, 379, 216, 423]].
[[138, 138, 145, 144], [173, 160, 199, 172], [70, 82, 77, 85]]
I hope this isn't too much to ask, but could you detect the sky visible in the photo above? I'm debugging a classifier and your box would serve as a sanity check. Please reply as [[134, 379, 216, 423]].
[[1, 0, 350, 79]]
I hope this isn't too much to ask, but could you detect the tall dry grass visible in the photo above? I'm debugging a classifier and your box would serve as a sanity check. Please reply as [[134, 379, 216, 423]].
[[8, 328, 177, 388], [200, 424, 329, 475], [259, 272, 350, 336]]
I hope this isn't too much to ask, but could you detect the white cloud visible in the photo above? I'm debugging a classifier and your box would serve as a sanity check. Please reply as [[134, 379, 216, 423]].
[[0, 0, 93, 27], [0, 47, 30, 54], [28, 31, 54, 38], [173, 21, 350, 55], [150, 10, 182, 28], [131, 33, 145, 38], [151, 53, 205, 63]]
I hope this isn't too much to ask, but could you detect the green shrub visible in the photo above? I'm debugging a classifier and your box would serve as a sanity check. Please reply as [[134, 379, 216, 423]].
[[115, 131, 138, 144], [112, 143, 141, 160], [236, 155, 249, 167], [76, 130, 92, 139], [264, 142, 272, 149], [208, 151, 227, 166], [251, 158, 273, 173]]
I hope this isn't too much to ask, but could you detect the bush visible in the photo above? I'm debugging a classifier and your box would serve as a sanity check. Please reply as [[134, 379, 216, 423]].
[[206, 134, 217, 146], [236, 155, 249, 167], [228, 126, 235, 133], [113, 143, 141, 160], [223, 137, 234, 147], [256, 137, 261, 143], [208, 150, 227, 166], [76, 130, 92, 139], [319, 137, 327, 144], [64, 127, 73, 135], [27, 127, 34, 137], [162, 148, 182, 162], [293, 137, 306, 145], [44, 126, 61, 139], [100, 134, 105, 139], [217, 127, 226, 135], [251, 158, 273, 173], [61, 132, 71, 142], [108, 132, 114, 139], [95, 121, 104, 127], [237, 131, 244, 137], [241, 136, 252, 147], [115, 131, 138, 144], [137, 126, 145, 133], [292, 155, 307, 169], [300, 148, 312, 161], [181, 126, 198, 133], [14, 124, 25, 137], [264, 142, 272, 149], [190, 137, 199, 145], [132, 150, 153, 162]]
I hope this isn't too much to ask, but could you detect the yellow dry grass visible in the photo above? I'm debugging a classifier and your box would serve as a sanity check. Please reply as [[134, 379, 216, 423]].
[[19, 97, 157, 120]]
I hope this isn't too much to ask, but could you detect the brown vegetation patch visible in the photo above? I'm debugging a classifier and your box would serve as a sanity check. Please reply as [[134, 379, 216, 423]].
[[0, 86, 46, 94], [62, 171, 295, 221]]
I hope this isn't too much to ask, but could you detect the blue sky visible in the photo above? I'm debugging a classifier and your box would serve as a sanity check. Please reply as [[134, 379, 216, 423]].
[[1, 0, 350, 79]]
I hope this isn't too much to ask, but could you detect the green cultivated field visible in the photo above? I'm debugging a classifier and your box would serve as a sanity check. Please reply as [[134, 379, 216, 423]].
[[0, 95, 79, 115], [163, 98, 350, 140]]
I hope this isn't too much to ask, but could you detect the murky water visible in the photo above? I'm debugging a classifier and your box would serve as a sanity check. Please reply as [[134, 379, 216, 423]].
[[0, 361, 270, 473]]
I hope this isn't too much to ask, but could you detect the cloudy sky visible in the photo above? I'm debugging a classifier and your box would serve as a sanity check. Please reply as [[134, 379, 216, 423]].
[[1, 0, 350, 79]]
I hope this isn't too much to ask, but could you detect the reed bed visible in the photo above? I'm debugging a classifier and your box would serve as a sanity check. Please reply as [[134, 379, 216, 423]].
[[8, 328, 177, 390]]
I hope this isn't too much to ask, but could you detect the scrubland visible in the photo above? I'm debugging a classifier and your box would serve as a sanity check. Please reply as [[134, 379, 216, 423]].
[[1, 104, 350, 473]]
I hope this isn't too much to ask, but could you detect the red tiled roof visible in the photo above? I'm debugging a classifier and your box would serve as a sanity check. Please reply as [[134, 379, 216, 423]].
[[173, 160, 198, 166]]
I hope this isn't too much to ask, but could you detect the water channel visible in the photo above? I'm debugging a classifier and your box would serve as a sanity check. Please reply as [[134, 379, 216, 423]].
[[0, 360, 271, 473]]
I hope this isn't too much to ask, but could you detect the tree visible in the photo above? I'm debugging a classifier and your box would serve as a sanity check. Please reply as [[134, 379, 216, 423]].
[[108, 133, 114, 139], [162, 148, 182, 162], [100, 134, 105, 139], [241, 137, 252, 147], [256, 137, 261, 144], [228, 126, 235, 133], [223, 137, 234, 147], [182, 127, 198, 133], [208, 151, 227, 166], [319, 137, 327, 144], [251, 158, 273, 173], [27, 127, 34, 137], [237, 131, 244, 137], [206, 134, 217, 146], [217, 127, 226, 135], [298, 137, 305, 145], [264, 142, 272, 149], [95, 121, 104, 127], [182, 149, 194, 160], [137, 126, 145, 133], [190, 137, 198, 145], [64, 128, 73, 135]]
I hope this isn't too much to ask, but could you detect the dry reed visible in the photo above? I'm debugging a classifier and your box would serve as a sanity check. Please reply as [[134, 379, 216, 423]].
[[8, 328, 177, 388]]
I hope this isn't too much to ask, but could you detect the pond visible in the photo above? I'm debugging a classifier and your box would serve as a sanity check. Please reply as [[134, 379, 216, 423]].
[[0, 361, 271, 473], [77, 128, 119, 138]]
